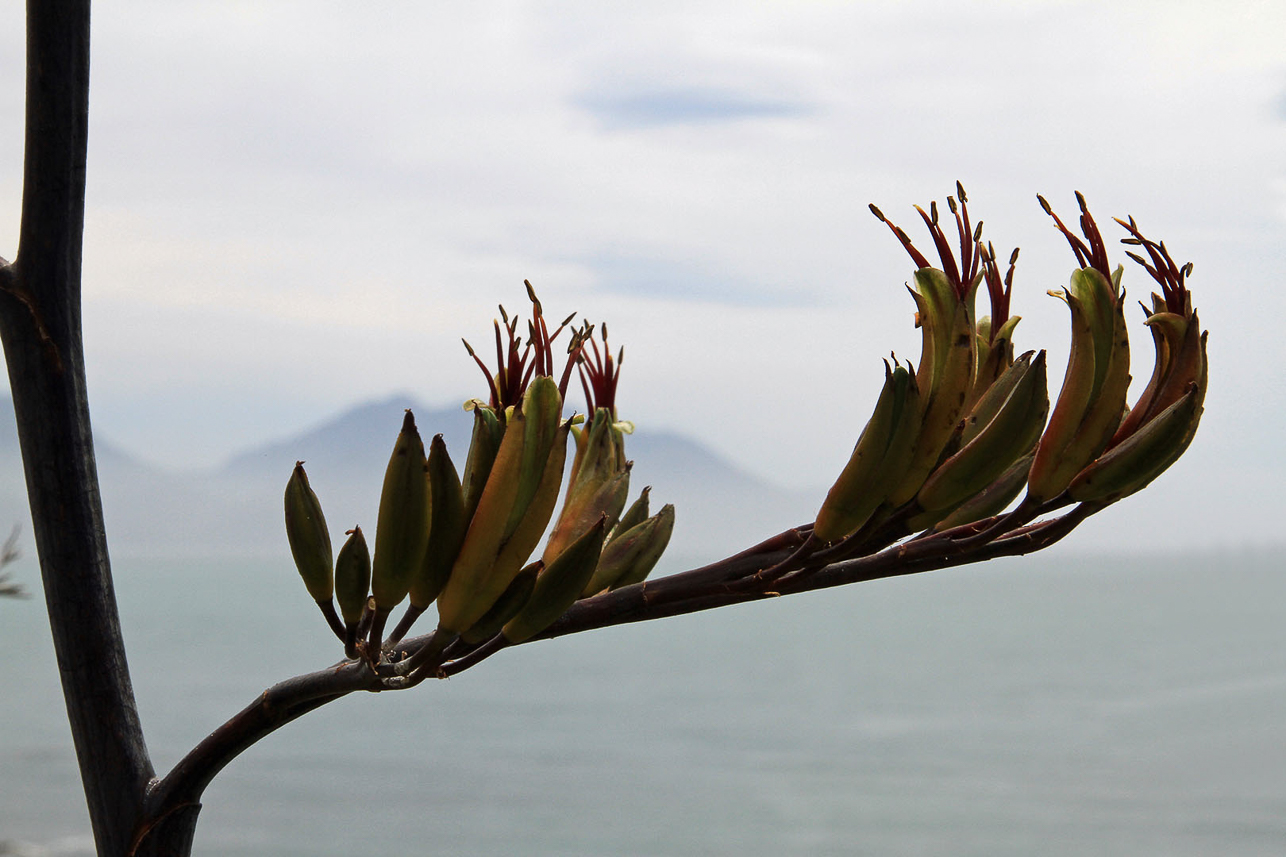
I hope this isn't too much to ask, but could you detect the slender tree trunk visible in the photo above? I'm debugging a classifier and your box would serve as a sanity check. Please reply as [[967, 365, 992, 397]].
[[0, 2, 162, 854]]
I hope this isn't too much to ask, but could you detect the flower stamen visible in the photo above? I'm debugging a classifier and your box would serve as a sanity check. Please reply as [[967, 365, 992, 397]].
[[462, 282, 584, 415], [870, 181, 986, 301], [577, 321, 624, 423], [1115, 216, 1192, 315], [1037, 192, 1112, 280]]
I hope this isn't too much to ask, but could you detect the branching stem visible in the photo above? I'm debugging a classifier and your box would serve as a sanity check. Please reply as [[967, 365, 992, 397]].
[[136, 499, 1096, 844]]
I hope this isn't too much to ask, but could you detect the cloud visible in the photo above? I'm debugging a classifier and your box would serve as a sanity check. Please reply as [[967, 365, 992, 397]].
[[576, 86, 811, 129], [585, 251, 817, 307], [3, 1, 1282, 548]]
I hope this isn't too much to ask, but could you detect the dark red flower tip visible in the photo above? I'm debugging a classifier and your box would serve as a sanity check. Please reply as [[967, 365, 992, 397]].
[[577, 321, 623, 424], [1114, 216, 1193, 316], [1036, 192, 1112, 281], [462, 281, 583, 414], [979, 242, 1019, 337], [869, 182, 984, 301]]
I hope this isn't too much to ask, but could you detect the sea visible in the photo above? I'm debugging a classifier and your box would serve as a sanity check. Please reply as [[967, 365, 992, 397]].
[[2, 546, 1284, 856]]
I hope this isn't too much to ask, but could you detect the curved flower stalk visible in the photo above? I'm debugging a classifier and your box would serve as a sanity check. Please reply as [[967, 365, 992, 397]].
[[265, 186, 1207, 759], [145, 187, 1206, 853], [282, 186, 1205, 658]]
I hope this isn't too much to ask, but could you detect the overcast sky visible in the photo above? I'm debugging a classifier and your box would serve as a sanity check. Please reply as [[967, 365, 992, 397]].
[[2, 1, 1283, 550]]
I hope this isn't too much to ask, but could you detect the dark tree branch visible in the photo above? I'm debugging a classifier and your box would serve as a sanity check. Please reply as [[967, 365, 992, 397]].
[[0, 2, 156, 855], [140, 688, 356, 848]]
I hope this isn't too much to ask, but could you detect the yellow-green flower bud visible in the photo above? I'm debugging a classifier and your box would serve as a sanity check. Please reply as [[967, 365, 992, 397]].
[[284, 461, 333, 603], [335, 526, 371, 627]]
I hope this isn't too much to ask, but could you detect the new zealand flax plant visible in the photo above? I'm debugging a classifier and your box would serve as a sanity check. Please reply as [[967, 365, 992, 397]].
[[279, 185, 1205, 695]]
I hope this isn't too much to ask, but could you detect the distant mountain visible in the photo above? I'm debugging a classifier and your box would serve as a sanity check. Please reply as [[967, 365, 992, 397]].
[[221, 396, 467, 481], [1, 395, 817, 562], [0, 395, 244, 558]]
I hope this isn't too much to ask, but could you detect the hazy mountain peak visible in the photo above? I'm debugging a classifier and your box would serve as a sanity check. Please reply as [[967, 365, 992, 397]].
[[1, 393, 815, 559]]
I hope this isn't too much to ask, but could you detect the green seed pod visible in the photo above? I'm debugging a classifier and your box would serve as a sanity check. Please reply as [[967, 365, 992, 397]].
[[409, 434, 466, 610], [921, 452, 1034, 533], [492, 420, 572, 581], [564, 408, 623, 502], [335, 526, 371, 627], [609, 504, 674, 590], [542, 466, 629, 565], [436, 409, 528, 634], [608, 486, 651, 546], [460, 562, 540, 645], [503, 376, 564, 540], [1028, 267, 1120, 502], [1068, 381, 1204, 504], [584, 510, 658, 596], [284, 461, 333, 603], [814, 363, 922, 542], [814, 362, 902, 542], [916, 350, 1048, 514], [503, 517, 608, 644], [888, 287, 976, 507], [371, 410, 431, 614], [461, 404, 503, 524], [969, 314, 1021, 409]]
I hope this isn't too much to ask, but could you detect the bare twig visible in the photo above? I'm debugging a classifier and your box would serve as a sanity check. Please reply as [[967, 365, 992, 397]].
[[0, 526, 25, 598]]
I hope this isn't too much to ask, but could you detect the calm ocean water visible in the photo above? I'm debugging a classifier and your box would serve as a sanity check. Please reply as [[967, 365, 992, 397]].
[[2, 546, 1285, 856]]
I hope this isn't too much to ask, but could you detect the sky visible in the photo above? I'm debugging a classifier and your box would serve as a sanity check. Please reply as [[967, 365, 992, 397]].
[[1, 0, 1283, 550]]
